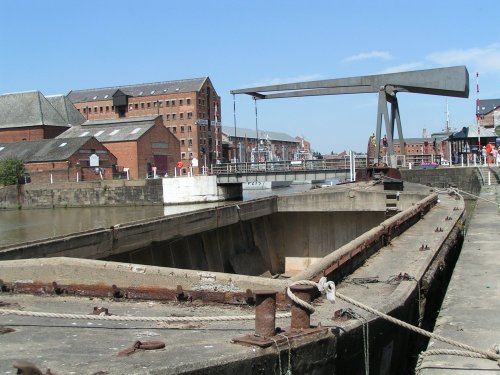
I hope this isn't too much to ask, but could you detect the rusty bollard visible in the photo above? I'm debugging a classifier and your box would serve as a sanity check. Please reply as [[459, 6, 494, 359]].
[[254, 290, 277, 337], [290, 284, 315, 330]]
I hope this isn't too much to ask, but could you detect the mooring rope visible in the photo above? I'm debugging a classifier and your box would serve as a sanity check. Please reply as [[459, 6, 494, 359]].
[[436, 186, 499, 207], [286, 278, 500, 366], [415, 348, 500, 374], [0, 309, 290, 322], [1, 278, 498, 369]]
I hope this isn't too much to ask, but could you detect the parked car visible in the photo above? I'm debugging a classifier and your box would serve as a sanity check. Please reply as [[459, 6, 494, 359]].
[[421, 162, 439, 170]]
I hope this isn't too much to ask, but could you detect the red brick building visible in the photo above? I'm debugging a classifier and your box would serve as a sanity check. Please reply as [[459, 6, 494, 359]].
[[0, 137, 117, 183], [367, 134, 451, 162], [221, 126, 301, 162], [57, 116, 180, 179], [0, 91, 84, 143], [67, 77, 221, 173]]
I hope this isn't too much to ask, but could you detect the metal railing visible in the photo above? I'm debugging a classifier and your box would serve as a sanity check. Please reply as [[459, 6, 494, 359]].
[[211, 156, 368, 175]]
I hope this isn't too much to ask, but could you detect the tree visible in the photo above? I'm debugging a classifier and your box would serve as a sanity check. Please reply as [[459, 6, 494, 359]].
[[0, 157, 25, 186]]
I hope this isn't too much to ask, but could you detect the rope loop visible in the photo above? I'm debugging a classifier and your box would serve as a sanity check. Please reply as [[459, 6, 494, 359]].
[[317, 277, 336, 304], [286, 277, 336, 314]]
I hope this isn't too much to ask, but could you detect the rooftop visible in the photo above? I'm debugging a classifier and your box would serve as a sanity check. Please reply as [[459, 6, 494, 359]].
[[57, 116, 160, 143], [221, 126, 298, 143], [477, 98, 500, 116], [67, 77, 209, 104], [0, 137, 93, 162], [0, 91, 71, 129]]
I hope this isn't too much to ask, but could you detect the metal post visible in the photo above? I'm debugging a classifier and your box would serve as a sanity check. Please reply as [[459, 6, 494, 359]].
[[290, 284, 315, 329], [254, 290, 277, 337], [233, 94, 237, 162], [254, 97, 260, 164]]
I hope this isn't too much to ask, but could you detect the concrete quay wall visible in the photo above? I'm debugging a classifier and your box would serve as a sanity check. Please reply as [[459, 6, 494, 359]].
[[0, 177, 241, 209], [162, 175, 242, 204], [0, 179, 164, 209], [401, 167, 482, 195], [0, 191, 389, 275]]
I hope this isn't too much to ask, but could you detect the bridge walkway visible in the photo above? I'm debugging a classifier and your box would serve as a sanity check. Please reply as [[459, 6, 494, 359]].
[[418, 183, 500, 374]]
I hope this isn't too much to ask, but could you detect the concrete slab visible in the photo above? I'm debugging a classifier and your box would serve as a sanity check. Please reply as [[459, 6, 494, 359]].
[[0, 184, 464, 374], [418, 185, 500, 374]]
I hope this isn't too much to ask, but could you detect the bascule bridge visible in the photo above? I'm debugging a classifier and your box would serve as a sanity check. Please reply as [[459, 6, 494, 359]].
[[231, 66, 469, 167]]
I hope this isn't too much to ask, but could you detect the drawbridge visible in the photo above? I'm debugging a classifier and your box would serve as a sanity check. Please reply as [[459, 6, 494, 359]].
[[231, 66, 469, 168]]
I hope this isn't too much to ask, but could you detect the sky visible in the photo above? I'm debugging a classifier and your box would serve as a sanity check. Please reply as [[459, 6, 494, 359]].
[[1, 0, 500, 154]]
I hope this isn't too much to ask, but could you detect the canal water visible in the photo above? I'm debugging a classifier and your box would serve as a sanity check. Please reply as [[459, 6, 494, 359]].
[[0, 182, 331, 248]]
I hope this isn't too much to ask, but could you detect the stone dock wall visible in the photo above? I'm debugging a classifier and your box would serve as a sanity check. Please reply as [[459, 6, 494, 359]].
[[401, 167, 482, 195], [0, 167, 484, 210], [0, 179, 163, 209]]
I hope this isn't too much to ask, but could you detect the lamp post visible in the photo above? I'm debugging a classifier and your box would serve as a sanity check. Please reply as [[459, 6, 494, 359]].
[[254, 97, 260, 163]]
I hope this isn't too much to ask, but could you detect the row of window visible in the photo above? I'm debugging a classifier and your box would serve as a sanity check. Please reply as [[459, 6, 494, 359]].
[[164, 112, 193, 121], [129, 98, 191, 109], [79, 105, 200, 121], [167, 125, 193, 134], [177, 137, 209, 148], [167, 125, 210, 135], [82, 106, 115, 114]]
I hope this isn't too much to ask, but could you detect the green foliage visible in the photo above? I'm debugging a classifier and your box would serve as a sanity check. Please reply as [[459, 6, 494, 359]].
[[0, 157, 25, 186]]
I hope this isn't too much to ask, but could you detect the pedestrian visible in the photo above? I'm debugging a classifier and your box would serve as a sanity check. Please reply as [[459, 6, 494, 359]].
[[492, 147, 498, 167], [481, 146, 487, 165], [497, 147, 500, 166], [485, 143, 493, 165]]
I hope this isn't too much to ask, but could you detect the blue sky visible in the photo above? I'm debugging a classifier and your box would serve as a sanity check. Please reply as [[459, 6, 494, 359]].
[[1, 0, 499, 153]]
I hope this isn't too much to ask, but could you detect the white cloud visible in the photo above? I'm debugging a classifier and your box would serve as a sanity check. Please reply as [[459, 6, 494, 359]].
[[344, 51, 392, 62], [251, 74, 324, 87], [376, 62, 424, 74], [427, 43, 500, 73]]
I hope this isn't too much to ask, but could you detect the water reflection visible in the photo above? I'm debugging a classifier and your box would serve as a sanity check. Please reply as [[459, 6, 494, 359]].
[[0, 181, 336, 247]]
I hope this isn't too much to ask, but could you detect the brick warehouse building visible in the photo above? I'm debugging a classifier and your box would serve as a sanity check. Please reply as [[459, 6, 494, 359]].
[[58, 116, 180, 179], [67, 77, 222, 174], [0, 137, 117, 183]]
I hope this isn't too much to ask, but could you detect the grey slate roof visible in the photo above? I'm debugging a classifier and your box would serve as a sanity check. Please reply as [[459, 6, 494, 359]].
[[478, 99, 500, 116], [0, 137, 93, 162], [67, 77, 208, 104], [221, 126, 298, 143], [451, 126, 496, 139], [56, 116, 159, 143], [0, 91, 71, 129], [46, 95, 86, 125]]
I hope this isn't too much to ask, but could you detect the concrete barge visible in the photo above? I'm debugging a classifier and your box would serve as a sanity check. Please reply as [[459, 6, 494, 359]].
[[0, 181, 466, 374]]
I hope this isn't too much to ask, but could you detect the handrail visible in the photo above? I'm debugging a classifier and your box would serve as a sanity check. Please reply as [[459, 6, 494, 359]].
[[211, 157, 368, 175]]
